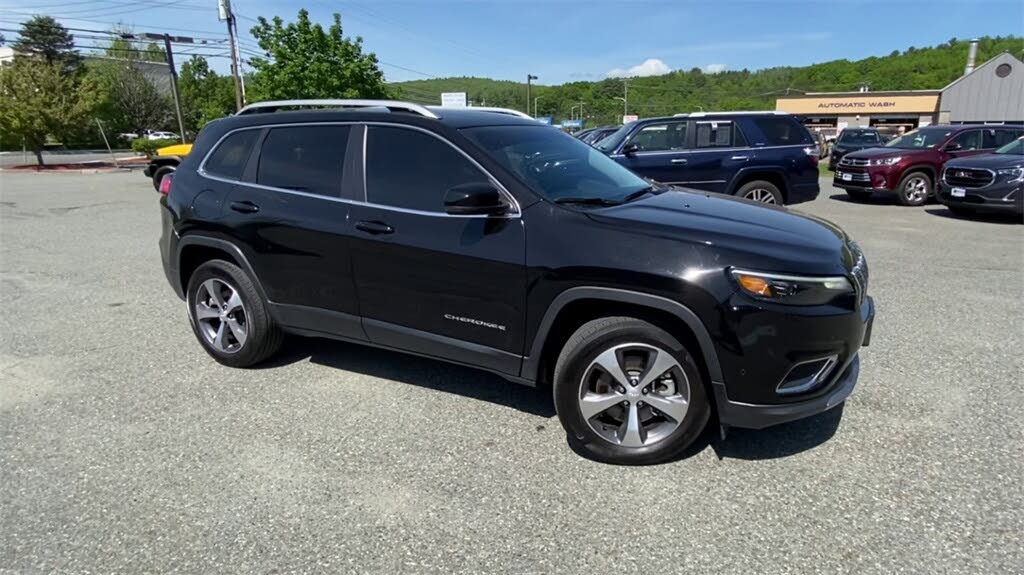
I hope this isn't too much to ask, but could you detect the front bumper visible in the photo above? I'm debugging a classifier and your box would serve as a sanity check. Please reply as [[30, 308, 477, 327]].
[[714, 295, 874, 429], [937, 182, 1023, 213], [833, 165, 900, 193]]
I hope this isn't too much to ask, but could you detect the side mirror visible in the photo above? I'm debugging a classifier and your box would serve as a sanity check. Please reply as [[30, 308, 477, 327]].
[[944, 142, 962, 152], [622, 143, 639, 157], [443, 182, 509, 216]]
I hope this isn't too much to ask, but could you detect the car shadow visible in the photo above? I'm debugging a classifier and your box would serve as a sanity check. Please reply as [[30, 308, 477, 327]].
[[710, 405, 845, 461], [827, 192, 903, 207], [925, 207, 1022, 225], [260, 336, 558, 418]]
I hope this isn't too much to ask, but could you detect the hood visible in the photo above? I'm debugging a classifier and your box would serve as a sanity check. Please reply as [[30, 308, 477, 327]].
[[945, 152, 1024, 170], [833, 143, 884, 153], [845, 147, 919, 160], [586, 189, 851, 275]]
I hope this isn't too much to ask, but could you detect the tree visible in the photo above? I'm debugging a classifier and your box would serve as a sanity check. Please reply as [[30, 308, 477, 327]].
[[248, 9, 389, 100], [0, 58, 99, 165], [87, 32, 173, 135], [12, 16, 80, 72], [179, 56, 236, 133]]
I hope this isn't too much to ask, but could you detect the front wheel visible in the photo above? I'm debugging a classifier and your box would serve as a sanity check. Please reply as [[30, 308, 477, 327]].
[[735, 180, 783, 205], [896, 172, 932, 206], [553, 317, 710, 465]]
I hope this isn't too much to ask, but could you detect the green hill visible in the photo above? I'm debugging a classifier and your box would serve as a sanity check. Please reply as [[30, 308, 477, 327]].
[[391, 36, 1023, 125]]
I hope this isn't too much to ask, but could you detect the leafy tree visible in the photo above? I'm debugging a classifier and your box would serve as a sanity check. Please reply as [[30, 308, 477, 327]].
[[179, 56, 236, 133], [12, 16, 80, 72], [0, 58, 99, 165], [248, 9, 389, 100], [87, 32, 173, 136]]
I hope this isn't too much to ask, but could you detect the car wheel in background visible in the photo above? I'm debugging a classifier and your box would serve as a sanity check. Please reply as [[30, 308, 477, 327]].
[[735, 180, 783, 204], [845, 189, 873, 202], [553, 317, 710, 465], [151, 166, 176, 191], [186, 259, 283, 367], [896, 172, 931, 206]]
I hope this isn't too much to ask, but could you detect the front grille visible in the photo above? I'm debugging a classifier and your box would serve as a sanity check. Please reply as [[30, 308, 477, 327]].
[[840, 157, 870, 167], [848, 242, 869, 304], [943, 167, 994, 188]]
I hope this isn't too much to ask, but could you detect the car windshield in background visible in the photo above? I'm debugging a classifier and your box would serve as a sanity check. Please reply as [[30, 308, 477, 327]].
[[885, 127, 952, 149], [839, 131, 880, 144], [994, 137, 1024, 155], [593, 122, 636, 152], [462, 125, 651, 204]]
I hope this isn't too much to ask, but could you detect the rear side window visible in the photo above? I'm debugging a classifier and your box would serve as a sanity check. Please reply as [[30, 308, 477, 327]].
[[750, 117, 813, 146], [627, 122, 687, 152], [365, 126, 490, 212], [256, 125, 350, 197], [203, 129, 259, 180], [695, 121, 735, 148], [983, 128, 1023, 149]]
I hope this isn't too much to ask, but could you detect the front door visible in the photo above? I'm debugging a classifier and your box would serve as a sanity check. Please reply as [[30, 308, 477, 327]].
[[349, 125, 526, 375], [682, 120, 747, 193], [614, 120, 691, 185]]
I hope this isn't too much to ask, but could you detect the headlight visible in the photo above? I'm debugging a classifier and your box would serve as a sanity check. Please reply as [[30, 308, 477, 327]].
[[871, 156, 901, 166], [731, 269, 854, 306], [996, 167, 1024, 183]]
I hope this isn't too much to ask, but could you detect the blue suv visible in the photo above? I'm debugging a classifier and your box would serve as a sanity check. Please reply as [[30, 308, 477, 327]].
[[595, 112, 820, 205]]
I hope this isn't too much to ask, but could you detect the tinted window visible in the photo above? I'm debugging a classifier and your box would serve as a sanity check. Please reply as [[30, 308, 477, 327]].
[[983, 128, 1023, 149], [255, 126, 349, 197], [695, 121, 734, 148], [627, 122, 687, 152], [949, 130, 982, 151], [366, 126, 490, 212], [750, 117, 812, 146], [204, 129, 259, 179]]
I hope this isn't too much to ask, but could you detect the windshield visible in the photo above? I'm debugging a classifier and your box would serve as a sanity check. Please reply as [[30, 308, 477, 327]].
[[885, 127, 953, 149], [838, 130, 880, 144], [462, 125, 651, 203], [594, 122, 637, 152], [994, 137, 1024, 155]]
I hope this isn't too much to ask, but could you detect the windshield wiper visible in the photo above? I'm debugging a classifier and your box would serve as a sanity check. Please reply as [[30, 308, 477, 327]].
[[554, 196, 623, 207], [621, 185, 661, 203]]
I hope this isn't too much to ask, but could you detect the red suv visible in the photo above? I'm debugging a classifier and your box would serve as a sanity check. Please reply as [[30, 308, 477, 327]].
[[833, 124, 1024, 206]]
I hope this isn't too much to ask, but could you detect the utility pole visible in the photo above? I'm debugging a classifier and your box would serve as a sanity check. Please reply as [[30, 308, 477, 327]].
[[219, 0, 243, 111], [526, 74, 538, 116], [533, 96, 540, 117], [623, 79, 629, 117], [140, 33, 189, 144]]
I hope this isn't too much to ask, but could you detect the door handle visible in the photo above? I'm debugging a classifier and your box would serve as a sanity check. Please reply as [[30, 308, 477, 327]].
[[670, 158, 688, 164], [229, 200, 260, 214], [730, 155, 749, 161], [355, 221, 394, 235]]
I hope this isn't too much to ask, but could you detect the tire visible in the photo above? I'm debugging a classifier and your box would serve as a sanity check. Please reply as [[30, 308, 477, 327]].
[[845, 189, 872, 202], [151, 165, 175, 191], [735, 180, 783, 205], [896, 171, 932, 206], [185, 259, 283, 367], [552, 317, 710, 465]]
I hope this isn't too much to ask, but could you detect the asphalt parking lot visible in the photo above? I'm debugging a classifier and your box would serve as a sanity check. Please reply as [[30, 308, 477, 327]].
[[1, 170, 1021, 574]]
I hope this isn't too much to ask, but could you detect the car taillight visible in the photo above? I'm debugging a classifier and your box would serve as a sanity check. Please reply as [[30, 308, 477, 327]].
[[158, 173, 174, 196], [803, 147, 819, 166]]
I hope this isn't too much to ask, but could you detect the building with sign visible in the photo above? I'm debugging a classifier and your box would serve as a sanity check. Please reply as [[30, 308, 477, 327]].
[[776, 50, 1023, 138]]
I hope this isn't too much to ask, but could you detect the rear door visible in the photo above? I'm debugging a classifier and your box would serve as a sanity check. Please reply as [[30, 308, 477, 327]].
[[983, 127, 1024, 150], [681, 119, 747, 193], [612, 120, 690, 184], [222, 123, 364, 339]]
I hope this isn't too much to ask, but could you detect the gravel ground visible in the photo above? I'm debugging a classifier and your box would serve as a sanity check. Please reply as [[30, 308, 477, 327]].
[[1, 171, 1021, 574]]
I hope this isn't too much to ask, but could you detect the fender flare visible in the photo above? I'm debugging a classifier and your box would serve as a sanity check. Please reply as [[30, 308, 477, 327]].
[[725, 166, 788, 196], [175, 235, 270, 303], [521, 286, 723, 384]]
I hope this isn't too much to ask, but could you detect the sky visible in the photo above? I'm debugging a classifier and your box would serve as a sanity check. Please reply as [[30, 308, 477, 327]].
[[1, 0, 1022, 85]]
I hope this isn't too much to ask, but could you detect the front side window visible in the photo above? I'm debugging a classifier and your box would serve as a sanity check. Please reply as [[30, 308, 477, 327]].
[[365, 126, 490, 212], [627, 122, 688, 152], [949, 130, 982, 151], [750, 117, 813, 146], [462, 125, 651, 204], [204, 129, 259, 180], [256, 126, 349, 197], [695, 121, 734, 148]]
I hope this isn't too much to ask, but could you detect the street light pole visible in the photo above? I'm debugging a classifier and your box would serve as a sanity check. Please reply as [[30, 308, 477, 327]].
[[526, 74, 538, 116], [533, 96, 540, 117]]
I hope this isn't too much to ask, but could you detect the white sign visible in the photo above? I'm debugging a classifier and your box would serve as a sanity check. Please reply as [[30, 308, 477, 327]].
[[441, 92, 468, 107], [622, 114, 639, 123]]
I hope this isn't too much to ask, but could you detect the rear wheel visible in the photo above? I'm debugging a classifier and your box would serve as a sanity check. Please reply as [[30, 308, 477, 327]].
[[896, 172, 931, 206], [553, 317, 710, 465], [845, 189, 873, 202], [735, 180, 783, 205], [151, 165, 175, 191]]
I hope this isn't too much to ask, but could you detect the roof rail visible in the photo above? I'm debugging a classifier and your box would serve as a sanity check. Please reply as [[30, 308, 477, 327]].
[[236, 99, 439, 119], [468, 107, 535, 120], [686, 110, 787, 117]]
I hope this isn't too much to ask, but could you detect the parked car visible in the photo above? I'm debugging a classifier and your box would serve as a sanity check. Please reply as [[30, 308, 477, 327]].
[[148, 131, 180, 141], [579, 125, 619, 146], [811, 130, 829, 159], [595, 112, 820, 205], [834, 124, 1024, 206], [937, 136, 1023, 217], [159, 99, 873, 465], [828, 128, 885, 170], [143, 143, 192, 191]]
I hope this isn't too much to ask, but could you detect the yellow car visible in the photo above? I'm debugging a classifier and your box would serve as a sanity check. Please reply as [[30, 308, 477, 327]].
[[144, 143, 193, 190]]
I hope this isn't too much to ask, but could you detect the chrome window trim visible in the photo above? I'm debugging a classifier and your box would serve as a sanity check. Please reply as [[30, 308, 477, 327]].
[[941, 166, 996, 189], [610, 143, 810, 158], [196, 121, 521, 219]]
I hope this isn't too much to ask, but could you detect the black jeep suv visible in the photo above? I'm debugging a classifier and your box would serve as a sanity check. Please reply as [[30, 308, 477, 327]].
[[159, 100, 874, 464]]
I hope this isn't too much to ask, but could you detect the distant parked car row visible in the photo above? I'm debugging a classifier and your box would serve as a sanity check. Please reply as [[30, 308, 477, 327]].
[[575, 126, 619, 146], [118, 130, 181, 142]]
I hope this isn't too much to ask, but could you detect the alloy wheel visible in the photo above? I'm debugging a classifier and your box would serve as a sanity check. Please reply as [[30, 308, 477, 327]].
[[194, 278, 248, 353], [577, 343, 690, 447], [743, 188, 777, 204], [904, 177, 929, 203]]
